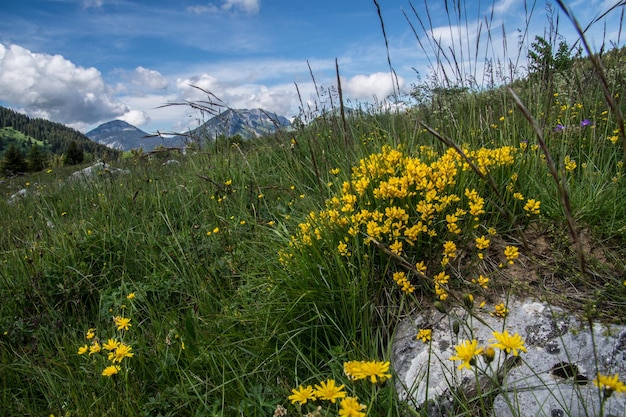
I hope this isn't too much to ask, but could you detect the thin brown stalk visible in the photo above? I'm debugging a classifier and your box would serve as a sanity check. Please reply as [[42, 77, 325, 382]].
[[507, 87, 586, 275], [335, 58, 350, 146]]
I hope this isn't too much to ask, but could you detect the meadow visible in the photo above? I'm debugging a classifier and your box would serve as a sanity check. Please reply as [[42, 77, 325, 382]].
[[2, 2, 626, 416]]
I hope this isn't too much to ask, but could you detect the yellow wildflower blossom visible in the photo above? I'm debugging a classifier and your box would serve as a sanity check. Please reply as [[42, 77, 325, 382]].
[[339, 397, 367, 417], [288, 385, 316, 405], [313, 379, 346, 403], [490, 330, 527, 356], [101, 365, 121, 377], [449, 339, 483, 370]]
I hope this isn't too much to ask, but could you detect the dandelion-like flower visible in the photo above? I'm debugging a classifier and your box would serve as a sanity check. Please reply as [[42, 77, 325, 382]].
[[449, 339, 483, 370], [343, 360, 391, 383], [113, 316, 131, 331], [77, 344, 88, 355], [490, 330, 527, 356], [339, 397, 367, 417], [108, 343, 134, 363], [88, 341, 101, 355], [85, 328, 96, 340], [103, 338, 120, 351], [594, 373, 626, 397], [126, 292, 135, 300], [313, 379, 346, 403], [288, 385, 316, 405], [101, 365, 121, 377], [416, 328, 432, 343]]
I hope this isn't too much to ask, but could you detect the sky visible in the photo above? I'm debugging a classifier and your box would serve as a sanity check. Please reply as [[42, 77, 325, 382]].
[[0, 0, 624, 135]]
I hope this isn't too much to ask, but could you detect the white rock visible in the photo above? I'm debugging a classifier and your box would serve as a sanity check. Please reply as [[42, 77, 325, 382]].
[[392, 297, 626, 416]]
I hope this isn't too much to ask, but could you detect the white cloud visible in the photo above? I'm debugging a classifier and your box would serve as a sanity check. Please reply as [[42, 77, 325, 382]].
[[187, 0, 260, 15], [222, 0, 260, 15], [132, 66, 169, 91], [0, 43, 130, 126], [119, 109, 150, 127], [343, 72, 404, 101], [82, 0, 103, 9], [491, 0, 518, 16], [174, 73, 301, 121]]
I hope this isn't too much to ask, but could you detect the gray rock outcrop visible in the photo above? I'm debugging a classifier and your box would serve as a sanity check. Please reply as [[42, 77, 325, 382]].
[[392, 297, 626, 416]]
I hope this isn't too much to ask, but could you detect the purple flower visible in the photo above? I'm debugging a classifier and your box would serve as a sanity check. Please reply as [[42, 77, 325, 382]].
[[580, 119, 592, 127], [554, 124, 566, 132]]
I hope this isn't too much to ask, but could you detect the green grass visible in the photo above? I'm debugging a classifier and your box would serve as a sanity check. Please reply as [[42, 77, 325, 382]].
[[2, 3, 626, 416]]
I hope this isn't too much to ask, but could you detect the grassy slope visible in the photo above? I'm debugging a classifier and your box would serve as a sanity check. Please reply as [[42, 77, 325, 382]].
[[1, 50, 626, 417]]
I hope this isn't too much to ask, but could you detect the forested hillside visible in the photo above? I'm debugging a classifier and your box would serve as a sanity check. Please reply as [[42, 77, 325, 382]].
[[0, 106, 119, 159]]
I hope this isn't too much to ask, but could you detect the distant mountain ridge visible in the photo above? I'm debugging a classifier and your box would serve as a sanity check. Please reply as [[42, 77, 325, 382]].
[[179, 108, 291, 142], [86, 120, 184, 152], [87, 109, 291, 152]]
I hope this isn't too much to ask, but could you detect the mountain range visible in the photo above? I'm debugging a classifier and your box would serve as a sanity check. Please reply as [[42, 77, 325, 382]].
[[86, 108, 291, 152]]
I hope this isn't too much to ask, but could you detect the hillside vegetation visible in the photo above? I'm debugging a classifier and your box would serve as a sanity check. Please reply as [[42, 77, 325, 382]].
[[2, 9, 626, 417]]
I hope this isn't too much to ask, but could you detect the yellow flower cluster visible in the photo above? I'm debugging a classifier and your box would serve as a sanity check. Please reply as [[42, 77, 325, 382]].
[[77, 296, 136, 378], [288, 359, 390, 415], [285, 144, 534, 301], [392, 271, 415, 294]]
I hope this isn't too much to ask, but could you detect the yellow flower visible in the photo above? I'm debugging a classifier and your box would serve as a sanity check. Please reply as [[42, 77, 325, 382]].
[[491, 302, 510, 318], [475, 235, 490, 250], [85, 328, 96, 340], [564, 155, 577, 172], [490, 330, 527, 356], [77, 344, 88, 355], [313, 379, 346, 403], [443, 241, 457, 258], [472, 274, 490, 289], [88, 341, 101, 355], [524, 199, 541, 215], [103, 338, 120, 351], [109, 343, 134, 363], [113, 316, 131, 331], [339, 397, 367, 417], [126, 292, 135, 300], [343, 360, 391, 383], [416, 328, 432, 343], [101, 365, 121, 377], [288, 385, 316, 405], [330, 168, 341, 175], [594, 373, 626, 396], [504, 246, 519, 264], [449, 339, 483, 370], [224, 179, 232, 186], [338, 241, 351, 257]]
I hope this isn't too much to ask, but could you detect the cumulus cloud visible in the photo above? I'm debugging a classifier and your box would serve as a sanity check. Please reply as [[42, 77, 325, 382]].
[[0, 43, 130, 126], [343, 72, 404, 101], [131, 66, 169, 91], [119, 109, 150, 127]]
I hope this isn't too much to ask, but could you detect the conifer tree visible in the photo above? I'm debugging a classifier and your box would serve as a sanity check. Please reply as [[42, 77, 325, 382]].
[[27, 144, 47, 172], [64, 140, 84, 165], [1, 144, 27, 175]]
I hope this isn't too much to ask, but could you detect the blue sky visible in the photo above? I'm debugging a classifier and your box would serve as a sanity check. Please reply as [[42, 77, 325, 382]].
[[0, 0, 623, 134]]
